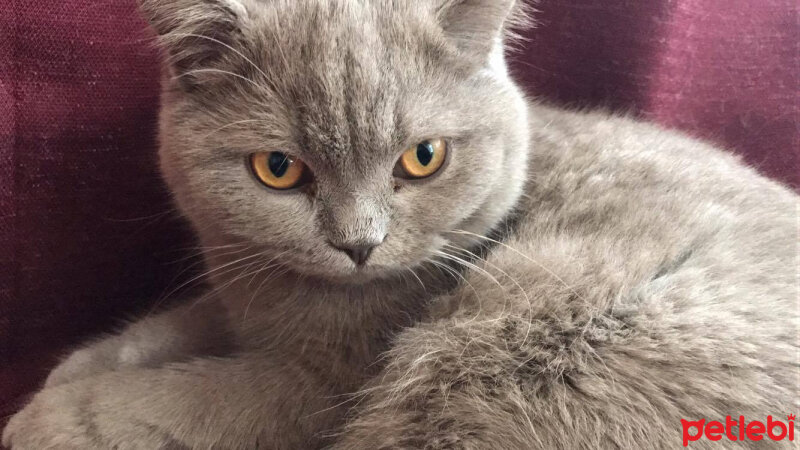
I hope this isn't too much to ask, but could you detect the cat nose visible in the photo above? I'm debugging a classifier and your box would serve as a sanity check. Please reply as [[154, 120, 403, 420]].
[[335, 244, 376, 266], [330, 238, 385, 266]]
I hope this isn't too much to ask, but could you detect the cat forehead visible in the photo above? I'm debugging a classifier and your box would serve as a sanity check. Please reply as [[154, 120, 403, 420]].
[[288, 76, 407, 172], [171, 1, 481, 166], [256, 0, 427, 23], [234, 4, 456, 158], [249, 2, 438, 62]]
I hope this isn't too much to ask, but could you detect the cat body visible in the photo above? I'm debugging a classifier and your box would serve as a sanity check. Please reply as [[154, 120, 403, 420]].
[[4, 0, 798, 449]]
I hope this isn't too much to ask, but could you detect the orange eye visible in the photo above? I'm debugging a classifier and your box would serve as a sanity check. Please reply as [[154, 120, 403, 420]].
[[250, 152, 311, 190], [396, 139, 447, 179]]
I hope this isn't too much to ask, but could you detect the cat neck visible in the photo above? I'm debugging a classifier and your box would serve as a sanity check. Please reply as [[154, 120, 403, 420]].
[[198, 243, 460, 375]]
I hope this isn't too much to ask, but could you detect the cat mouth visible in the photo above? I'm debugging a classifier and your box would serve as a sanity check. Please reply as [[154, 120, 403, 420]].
[[290, 267, 390, 286], [294, 251, 413, 284]]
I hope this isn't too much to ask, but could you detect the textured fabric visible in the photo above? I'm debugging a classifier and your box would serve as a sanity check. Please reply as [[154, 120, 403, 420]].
[[1, 0, 797, 433], [517, 0, 799, 188], [0, 0, 198, 424]]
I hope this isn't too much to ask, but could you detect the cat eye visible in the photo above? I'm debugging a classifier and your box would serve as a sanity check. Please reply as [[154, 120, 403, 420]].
[[250, 152, 312, 190], [395, 138, 448, 180]]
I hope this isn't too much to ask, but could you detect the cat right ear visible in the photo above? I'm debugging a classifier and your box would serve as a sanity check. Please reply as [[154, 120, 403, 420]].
[[139, 0, 251, 89], [434, 0, 530, 64]]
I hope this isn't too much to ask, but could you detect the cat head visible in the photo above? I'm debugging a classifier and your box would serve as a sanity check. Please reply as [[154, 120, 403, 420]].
[[142, 0, 531, 282]]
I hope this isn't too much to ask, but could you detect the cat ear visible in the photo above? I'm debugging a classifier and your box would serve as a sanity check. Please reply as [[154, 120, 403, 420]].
[[435, 0, 527, 63], [139, 0, 250, 88]]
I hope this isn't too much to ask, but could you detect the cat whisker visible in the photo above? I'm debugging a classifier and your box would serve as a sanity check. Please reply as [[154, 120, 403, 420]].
[[202, 119, 265, 139], [312, 385, 381, 441], [156, 248, 255, 305], [440, 244, 514, 326], [178, 242, 248, 252], [396, 270, 413, 292], [101, 208, 178, 223], [167, 243, 252, 265], [249, 266, 297, 342], [173, 68, 262, 88], [304, 388, 371, 420], [403, 266, 427, 291], [185, 257, 278, 314], [186, 250, 296, 315], [435, 251, 511, 330], [428, 258, 484, 326], [441, 243, 535, 350], [242, 251, 293, 323], [148, 249, 262, 316], [243, 250, 293, 291], [447, 229, 586, 303], [438, 245, 502, 289], [169, 32, 271, 82]]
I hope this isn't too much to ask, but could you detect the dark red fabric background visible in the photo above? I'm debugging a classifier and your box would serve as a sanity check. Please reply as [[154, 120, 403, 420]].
[[1, 0, 798, 433]]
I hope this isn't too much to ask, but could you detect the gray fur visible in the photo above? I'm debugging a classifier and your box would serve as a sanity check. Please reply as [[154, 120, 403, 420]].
[[4, 1, 798, 449]]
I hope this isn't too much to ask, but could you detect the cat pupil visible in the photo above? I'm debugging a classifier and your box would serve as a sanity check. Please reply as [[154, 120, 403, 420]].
[[269, 152, 290, 177], [417, 142, 434, 166]]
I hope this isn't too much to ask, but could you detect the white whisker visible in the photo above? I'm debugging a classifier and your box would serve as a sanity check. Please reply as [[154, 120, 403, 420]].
[[149, 249, 262, 316], [404, 267, 426, 291], [173, 68, 262, 88], [429, 259, 484, 325], [203, 119, 265, 139], [242, 251, 292, 323], [170, 32, 271, 81], [442, 243, 535, 350], [447, 229, 585, 303]]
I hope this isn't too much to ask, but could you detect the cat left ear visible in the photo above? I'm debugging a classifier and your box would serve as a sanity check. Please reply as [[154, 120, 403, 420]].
[[139, 0, 251, 89], [435, 0, 527, 63]]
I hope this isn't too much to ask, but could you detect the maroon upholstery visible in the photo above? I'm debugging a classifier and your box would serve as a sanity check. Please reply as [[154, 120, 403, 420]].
[[0, 1, 198, 424], [516, 0, 799, 187], [1, 0, 797, 434]]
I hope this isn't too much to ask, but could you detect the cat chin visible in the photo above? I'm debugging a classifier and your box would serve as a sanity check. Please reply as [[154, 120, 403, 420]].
[[287, 262, 412, 286]]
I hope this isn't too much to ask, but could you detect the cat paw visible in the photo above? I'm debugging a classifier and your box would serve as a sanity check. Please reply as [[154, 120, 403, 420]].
[[2, 381, 169, 450], [2, 384, 96, 449], [44, 348, 108, 388]]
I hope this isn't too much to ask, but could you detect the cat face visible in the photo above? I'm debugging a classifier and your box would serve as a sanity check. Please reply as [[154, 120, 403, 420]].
[[146, 0, 530, 282]]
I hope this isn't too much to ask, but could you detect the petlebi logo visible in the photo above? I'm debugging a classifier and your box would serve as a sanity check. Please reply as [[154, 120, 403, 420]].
[[681, 414, 796, 447]]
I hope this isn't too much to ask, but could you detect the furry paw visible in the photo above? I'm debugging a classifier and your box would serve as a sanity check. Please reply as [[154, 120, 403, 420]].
[[2, 381, 169, 450], [44, 347, 111, 388], [3, 383, 96, 449], [45, 300, 233, 389]]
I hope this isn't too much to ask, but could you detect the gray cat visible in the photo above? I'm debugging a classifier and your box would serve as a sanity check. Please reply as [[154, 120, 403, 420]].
[[4, 0, 798, 449]]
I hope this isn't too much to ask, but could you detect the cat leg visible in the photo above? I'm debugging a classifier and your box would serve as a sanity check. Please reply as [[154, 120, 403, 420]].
[[45, 298, 233, 388], [3, 350, 344, 449], [332, 310, 796, 449]]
